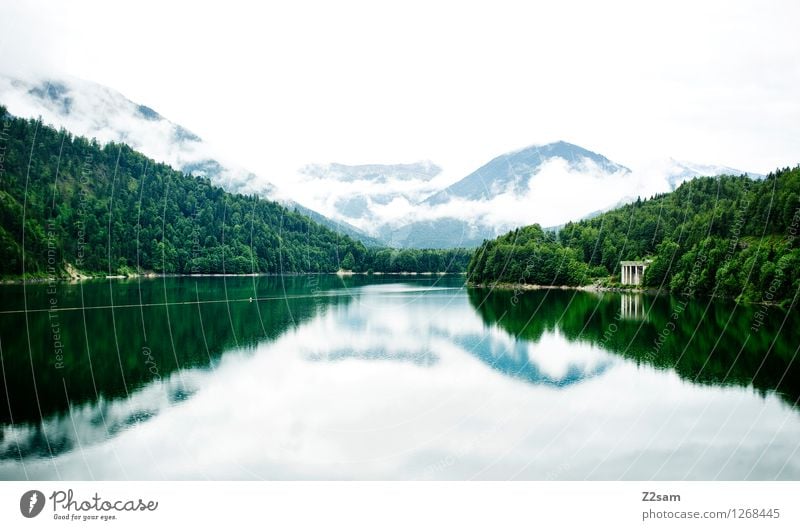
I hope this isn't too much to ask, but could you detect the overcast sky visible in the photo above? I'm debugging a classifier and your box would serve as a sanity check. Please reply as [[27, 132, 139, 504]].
[[1, 0, 798, 185]]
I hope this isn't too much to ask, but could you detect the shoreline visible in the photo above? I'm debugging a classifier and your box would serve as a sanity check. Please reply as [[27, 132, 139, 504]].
[[469, 281, 655, 294], [1, 270, 465, 285], [467, 281, 790, 308]]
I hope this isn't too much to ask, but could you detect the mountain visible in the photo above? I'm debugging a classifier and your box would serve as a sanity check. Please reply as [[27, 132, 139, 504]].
[[0, 74, 267, 193], [540, 158, 767, 232], [301, 161, 441, 184], [289, 202, 385, 247], [377, 217, 487, 249], [468, 167, 800, 306], [377, 142, 635, 248], [423, 141, 631, 205], [2, 74, 767, 251], [377, 145, 765, 249], [295, 142, 636, 248], [659, 158, 764, 189], [294, 161, 444, 232], [0, 105, 471, 277], [0, 105, 371, 276], [304, 141, 764, 249], [0, 73, 381, 246]]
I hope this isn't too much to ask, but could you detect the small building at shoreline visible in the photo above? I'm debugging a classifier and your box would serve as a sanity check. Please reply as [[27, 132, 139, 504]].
[[620, 260, 651, 286]]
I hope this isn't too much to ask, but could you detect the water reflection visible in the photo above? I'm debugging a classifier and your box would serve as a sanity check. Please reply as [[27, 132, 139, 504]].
[[452, 332, 612, 387], [0, 275, 355, 462], [620, 293, 649, 321], [468, 288, 800, 408], [0, 277, 798, 480]]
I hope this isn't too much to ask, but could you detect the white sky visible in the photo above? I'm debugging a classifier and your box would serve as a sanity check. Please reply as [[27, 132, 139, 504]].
[[0, 0, 798, 186]]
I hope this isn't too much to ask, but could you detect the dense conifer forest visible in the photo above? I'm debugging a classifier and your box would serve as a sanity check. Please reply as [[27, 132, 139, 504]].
[[468, 168, 800, 306], [0, 107, 470, 277]]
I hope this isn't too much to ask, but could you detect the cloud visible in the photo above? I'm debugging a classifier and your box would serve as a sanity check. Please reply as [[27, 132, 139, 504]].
[[276, 162, 454, 231], [2, 71, 763, 242], [289, 155, 670, 236], [0, 73, 275, 195], [396, 157, 645, 229], [2, 0, 798, 193], [2, 0, 797, 244]]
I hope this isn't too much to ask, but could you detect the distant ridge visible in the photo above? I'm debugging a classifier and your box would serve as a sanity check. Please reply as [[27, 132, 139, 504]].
[[423, 141, 630, 205]]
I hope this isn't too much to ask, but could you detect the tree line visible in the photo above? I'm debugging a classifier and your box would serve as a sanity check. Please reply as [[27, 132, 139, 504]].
[[0, 107, 469, 277], [468, 167, 800, 306]]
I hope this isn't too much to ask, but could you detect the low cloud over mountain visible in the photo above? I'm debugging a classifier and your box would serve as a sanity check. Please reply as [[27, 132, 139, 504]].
[[0, 73, 274, 196], [1, 73, 763, 249], [0, 73, 384, 245], [299, 142, 761, 248]]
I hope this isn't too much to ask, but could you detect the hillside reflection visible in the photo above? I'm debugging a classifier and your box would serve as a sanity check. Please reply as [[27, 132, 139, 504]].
[[1, 278, 798, 480], [467, 288, 800, 408]]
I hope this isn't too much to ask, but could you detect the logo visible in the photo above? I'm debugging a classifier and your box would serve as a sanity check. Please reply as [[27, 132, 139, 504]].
[[20, 490, 45, 518]]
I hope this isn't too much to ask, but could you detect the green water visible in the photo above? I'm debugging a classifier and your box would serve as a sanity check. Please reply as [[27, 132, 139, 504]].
[[0, 275, 798, 479]]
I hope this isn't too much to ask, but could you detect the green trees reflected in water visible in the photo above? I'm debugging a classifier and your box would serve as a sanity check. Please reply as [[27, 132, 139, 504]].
[[0, 276, 354, 428], [468, 288, 800, 407], [2, 277, 797, 465]]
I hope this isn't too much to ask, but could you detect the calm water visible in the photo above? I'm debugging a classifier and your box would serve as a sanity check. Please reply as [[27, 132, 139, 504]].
[[0, 275, 798, 479]]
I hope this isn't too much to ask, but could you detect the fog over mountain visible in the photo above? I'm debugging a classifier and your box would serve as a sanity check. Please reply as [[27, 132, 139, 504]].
[[659, 159, 763, 189], [424, 142, 631, 205], [304, 144, 761, 248], [0, 73, 382, 245], [0, 73, 763, 249], [0, 74, 272, 195]]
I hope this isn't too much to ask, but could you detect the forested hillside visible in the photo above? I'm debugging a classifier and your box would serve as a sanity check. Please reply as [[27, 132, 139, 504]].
[[465, 224, 595, 287], [0, 107, 469, 276], [468, 168, 800, 305]]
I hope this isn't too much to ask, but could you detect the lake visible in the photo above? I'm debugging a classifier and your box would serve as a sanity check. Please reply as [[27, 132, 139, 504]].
[[0, 275, 798, 479]]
